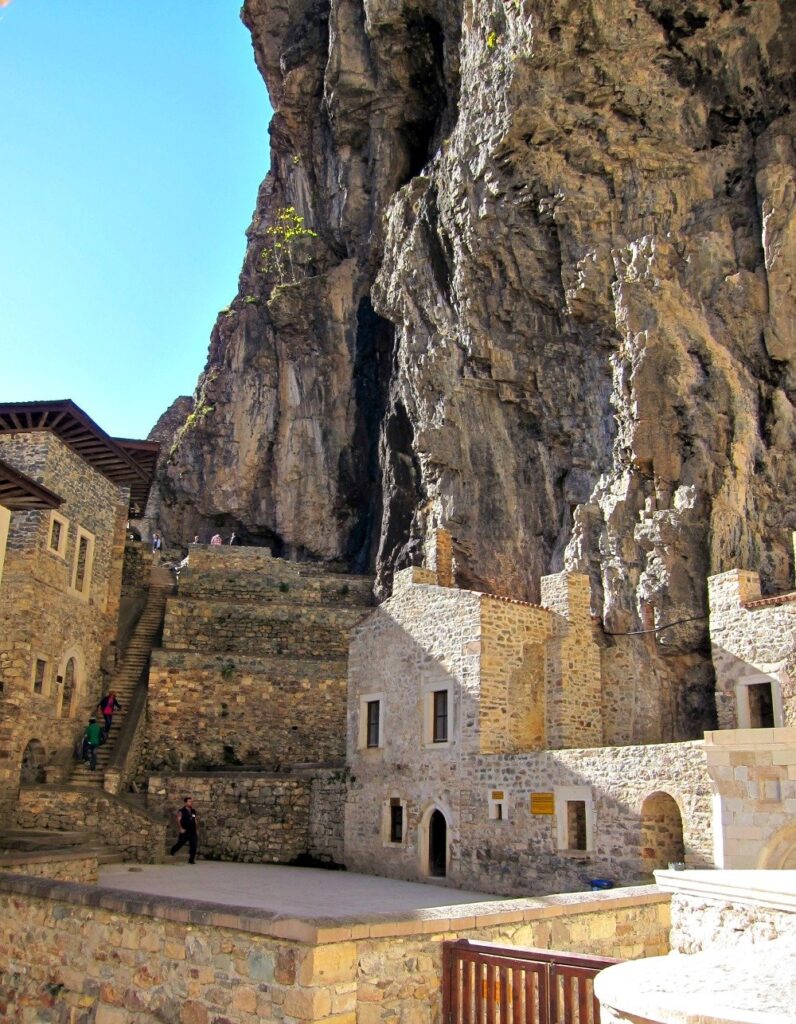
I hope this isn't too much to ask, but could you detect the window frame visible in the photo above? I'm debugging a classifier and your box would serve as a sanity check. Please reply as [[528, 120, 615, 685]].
[[47, 511, 69, 559], [70, 526, 95, 599], [32, 656, 49, 696], [357, 692, 385, 750], [734, 675, 783, 729], [382, 795, 407, 847], [423, 681, 453, 748], [554, 785, 595, 853]]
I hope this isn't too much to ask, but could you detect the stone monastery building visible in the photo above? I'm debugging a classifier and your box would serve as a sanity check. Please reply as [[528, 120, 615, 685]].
[[0, 402, 794, 895], [0, 400, 158, 821]]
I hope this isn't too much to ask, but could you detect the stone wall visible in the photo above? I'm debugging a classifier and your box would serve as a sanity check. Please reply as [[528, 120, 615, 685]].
[[121, 540, 152, 597], [147, 651, 348, 769], [146, 546, 372, 773], [16, 786, 166, 863], [0, 433, 128, 822], [540, 573, 603, 749], [346, 733, 712, 896], [162, 597, 364, 658], [346, 566, 714, 895], [708, 568, 796, 729], [0, 851, 98, 884], [147, 770, 345, 864], [479, 596, 551, 754], [704, 726, 796, 868], [308, 771, 347, 864], [0, 874, 669, 1024]]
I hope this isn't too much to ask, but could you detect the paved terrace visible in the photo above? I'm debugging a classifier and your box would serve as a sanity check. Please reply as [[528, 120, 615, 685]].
[[100, 862, 502, 919]]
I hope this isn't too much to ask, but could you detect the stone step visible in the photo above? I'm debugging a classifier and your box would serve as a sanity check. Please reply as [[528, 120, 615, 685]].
[[0, 829, 93, 852]]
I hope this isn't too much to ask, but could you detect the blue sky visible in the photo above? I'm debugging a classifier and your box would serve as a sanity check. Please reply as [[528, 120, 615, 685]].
[[0, 1, 271, 439]]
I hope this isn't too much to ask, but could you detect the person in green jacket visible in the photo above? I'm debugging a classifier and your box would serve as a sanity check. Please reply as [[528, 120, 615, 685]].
[[84, 717, 102, 771]]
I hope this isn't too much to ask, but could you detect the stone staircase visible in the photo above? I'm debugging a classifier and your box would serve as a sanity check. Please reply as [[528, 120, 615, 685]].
[[70, 577, 172, 788]]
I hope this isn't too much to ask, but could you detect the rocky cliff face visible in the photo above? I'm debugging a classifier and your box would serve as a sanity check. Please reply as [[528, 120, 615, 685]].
[[160, 0, 795, 739]]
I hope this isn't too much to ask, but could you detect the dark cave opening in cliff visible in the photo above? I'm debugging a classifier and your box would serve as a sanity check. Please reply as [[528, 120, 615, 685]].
[[397, 12, 449, 185], [342, 296, 395, 573]]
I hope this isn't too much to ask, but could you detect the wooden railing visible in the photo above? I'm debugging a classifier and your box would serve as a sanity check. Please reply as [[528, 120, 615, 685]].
[[442, 939, 619, 1024]]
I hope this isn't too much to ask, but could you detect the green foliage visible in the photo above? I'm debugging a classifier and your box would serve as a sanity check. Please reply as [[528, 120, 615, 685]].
[[260, 206, 318, 285], [278, 581, 290, 593], [220, 663, 235, 682], [486, 30, 498, 50]]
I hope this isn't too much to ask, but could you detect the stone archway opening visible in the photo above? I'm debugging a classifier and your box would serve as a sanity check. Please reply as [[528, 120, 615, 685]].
[[640, 791, 684, 873], [759, 822, 796, 869], [20, 739, 47, 784], [429, 809, 447, 877]]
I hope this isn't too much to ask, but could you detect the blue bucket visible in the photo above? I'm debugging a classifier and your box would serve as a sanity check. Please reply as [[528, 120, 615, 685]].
[[589, 878, 613, 891]]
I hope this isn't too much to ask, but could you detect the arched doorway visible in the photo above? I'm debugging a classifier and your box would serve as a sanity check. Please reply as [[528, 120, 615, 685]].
[[429, 809, 447, 877], [640, 792, 684, 873], [60, 656, 77, 717], [20, 739, 47, 784]]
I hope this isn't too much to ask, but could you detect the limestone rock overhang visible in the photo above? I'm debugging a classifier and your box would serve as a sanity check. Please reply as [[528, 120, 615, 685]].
[[0, 456, 63, 510], [0, 399, 159, 513]]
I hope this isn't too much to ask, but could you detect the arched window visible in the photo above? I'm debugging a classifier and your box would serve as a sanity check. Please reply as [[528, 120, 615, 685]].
[[640, 792, 684, 873], [60, 657, 77, 718], [20, 739, 47, 784]]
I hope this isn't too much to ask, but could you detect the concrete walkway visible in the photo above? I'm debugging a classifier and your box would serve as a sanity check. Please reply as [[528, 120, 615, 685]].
[[100, 862, 506, 919]]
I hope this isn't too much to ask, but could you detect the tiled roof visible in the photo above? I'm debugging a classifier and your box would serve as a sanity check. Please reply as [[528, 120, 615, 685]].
[[0, 458, 63, 510], [0, 400, 159, 512]]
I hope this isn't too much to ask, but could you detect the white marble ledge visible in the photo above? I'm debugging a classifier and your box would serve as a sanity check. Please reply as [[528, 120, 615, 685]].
[[595, 937, 796, 1024], [654, 869, 796, 913]]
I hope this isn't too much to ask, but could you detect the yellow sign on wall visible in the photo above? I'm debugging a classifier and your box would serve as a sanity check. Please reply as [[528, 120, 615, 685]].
[[530, 792, 555, 815]]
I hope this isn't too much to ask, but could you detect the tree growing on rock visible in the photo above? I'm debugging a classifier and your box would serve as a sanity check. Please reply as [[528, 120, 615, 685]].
[[259, 206, 318, 285]]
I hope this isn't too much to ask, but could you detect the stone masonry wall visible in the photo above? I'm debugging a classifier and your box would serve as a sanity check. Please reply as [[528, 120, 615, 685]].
[[121, 540, 152, 597], [708, 568, 796, 729], [0, 852, 98, 884], [669, 891, 796, 954], [308, 771, 347, 864], [0, 433, 127, 822], [0, 875, 670, 1024], [147, 771, 347, 864], [147, 651, 347, 769], [16, 786, 166, 864], [540, 574, 603, 749], [163, 597, 363, 658], [704, 727, 796, 868], [479, 597, 551, 754], [346, 736, 713, 897]]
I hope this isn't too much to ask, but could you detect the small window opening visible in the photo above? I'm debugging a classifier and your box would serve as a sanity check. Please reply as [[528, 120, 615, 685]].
[[33, 659, 47, 695], [748, 682, 775, 728], [567, 800, 587, 850], [366, 700, 380, 748], [390, 799, 403, 843], [49, 519, 62, 553], [433, 689, 448, 742], [74, 535, 90, 593]]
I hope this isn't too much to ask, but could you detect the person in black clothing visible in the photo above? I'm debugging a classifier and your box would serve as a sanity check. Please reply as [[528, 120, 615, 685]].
[[169, 796, 198, 863]]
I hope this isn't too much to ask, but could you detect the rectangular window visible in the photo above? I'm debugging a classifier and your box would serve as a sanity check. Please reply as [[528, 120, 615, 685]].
[[70, 527, 95, 598], [33, 658, 47, 695], [566, 801, 588, 851], [390, 799, 403, 843], [358, 693, 385, 750], [433, 689, 448, 742], [366, 700, 380, 748]]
